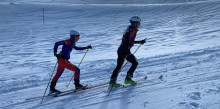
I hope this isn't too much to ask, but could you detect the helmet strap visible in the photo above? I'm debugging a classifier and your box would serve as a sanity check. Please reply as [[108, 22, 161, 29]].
[[70, 36, 75, 43], [70, 35, 79, 44], [131, 22, 139, 28]]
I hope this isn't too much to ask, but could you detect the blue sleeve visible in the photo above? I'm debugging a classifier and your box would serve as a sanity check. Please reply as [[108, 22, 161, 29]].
[[54, 40, 65, 52], [73, 46, 85, 50]]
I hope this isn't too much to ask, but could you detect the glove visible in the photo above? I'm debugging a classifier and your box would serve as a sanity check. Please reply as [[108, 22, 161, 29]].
[[54, 52, 60, 60], [140, 39, 146, 44], [86, 45, 92, 49]]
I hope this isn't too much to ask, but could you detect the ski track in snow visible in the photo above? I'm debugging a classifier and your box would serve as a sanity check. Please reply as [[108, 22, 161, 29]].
[[0, 0, 220, 109], [1, 47, 220, 109]]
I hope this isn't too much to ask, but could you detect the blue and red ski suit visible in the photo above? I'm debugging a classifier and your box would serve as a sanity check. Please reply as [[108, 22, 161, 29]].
[[52, 39, 86, 83]]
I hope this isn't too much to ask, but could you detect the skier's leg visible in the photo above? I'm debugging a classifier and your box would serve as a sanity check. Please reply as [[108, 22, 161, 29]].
[[61, 59, 80, 79], [126, 53, 138, 77], [111, 56, 125, 80], [109, 48, 127, 88], [50, 62, 65, 91], [124, 53, 138, 84], [52, 65, 65, 82], [111, 48, 127, 81], [61, 59, 84, 89]]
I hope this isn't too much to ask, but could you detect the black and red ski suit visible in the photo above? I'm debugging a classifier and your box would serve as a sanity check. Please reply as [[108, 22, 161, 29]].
[[111, 25, 141, 80]]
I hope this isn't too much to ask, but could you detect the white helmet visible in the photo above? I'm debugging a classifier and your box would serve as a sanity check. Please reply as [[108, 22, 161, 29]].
[[70, 30, 80, 36], [130, 16, 141, 23]]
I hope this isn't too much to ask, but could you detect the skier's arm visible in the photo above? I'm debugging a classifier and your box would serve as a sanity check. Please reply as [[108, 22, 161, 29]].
[[134, 40, 146, 44], [54, 40, 65, 55], [73, 46, 85, 50], [73, 45, 92, 50], [128, 29, 137, 44]]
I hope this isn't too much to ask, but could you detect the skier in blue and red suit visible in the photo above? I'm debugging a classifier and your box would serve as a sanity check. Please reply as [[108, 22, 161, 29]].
[[50, 30, 92, 93], [109, 16, 146, 88]]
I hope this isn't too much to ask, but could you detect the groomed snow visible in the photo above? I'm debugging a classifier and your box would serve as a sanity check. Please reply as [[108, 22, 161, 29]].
[[0, 0, 220, 109]]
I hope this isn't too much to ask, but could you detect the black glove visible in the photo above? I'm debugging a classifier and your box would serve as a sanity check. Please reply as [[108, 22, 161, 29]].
[[140, 39, 146, 44], [86, 45, 92, 49], [54, 52, 60, 60]]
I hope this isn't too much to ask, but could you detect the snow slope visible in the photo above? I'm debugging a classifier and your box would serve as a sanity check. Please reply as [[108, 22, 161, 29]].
[[0, 0, 220, 109]]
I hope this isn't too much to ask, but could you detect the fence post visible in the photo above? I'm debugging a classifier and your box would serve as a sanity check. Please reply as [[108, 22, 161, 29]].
[[43, 8, 45, 24]]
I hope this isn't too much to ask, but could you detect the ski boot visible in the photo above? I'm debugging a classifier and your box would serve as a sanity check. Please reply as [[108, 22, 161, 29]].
[[50, 81, 61, 94], [109, 78, 122, 88], [124, 75, 137, 85], [74, 79, 87, 90]]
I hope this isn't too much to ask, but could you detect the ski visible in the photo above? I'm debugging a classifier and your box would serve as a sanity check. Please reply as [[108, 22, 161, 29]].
[[106, 75, 163, 96], [26, 75, 163, 100], [123, 75, 163, 88], [26, 83, 108, 101]]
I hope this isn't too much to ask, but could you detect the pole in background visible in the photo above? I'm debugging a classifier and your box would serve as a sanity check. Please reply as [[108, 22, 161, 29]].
[[43, 8, 45, 24]]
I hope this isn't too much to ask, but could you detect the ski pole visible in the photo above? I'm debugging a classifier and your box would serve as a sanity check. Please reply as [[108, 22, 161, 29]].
[[66, 49, 89, 87], [40, 61, 58, 104]]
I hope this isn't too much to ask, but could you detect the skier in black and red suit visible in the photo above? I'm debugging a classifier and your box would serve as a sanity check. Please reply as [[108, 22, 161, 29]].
[[109, 16, 146, 88]]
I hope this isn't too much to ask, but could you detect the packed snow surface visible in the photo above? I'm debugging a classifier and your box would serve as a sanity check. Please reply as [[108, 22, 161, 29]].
[[0, 0, 220, 109]]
